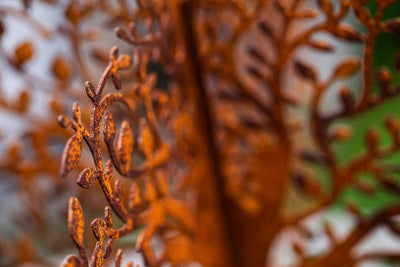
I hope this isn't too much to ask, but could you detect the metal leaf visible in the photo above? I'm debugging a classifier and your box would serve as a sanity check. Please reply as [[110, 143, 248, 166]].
[[139, 119, 154, 159], [76, 168, 96, 189], [13, 41, 34, 67], [103, 110, 116, 144], [294, 60, 317, 82], [334, 25, 364, 42], [61, 133, 83, 177], [90, 218, 108, 243], [52, 56, 71, 81], [68, 197, 85, 248], [85, 81, 96, 101], [258, 21, 274, 38], [117, 120, 134, 164], [309, 40, 334, 52], [117, 54, 132, 69], [333, 58, 361, 78]]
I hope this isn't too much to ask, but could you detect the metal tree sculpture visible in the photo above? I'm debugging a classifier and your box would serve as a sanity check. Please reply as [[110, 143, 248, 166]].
[[0, 0, 152, 265], [56, 0, 400, 266]]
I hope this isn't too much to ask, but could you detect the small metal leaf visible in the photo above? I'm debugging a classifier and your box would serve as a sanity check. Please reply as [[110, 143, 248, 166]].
[[76, 168, 96, 189], [61, 133, 83, 177], [329, 125, 352, 141], [117, 120, 134, 164], [68, 197, 85, 248], [139, 119, 154, 159], [333, 58, 360, 78], [58, 115, 72, 129], [117, 54, 132, 69], [333, 25, 364, 42], [292, 172, 322, 198], [294, 60, 317, 82], [16, 90, 30, 112], [247, 47, 267, 65], [115, 27, 129, 40], [52, 56, 71, 81], [129, 182, 142, 211], [246, 66, 264, 81], [309, 40, 334, 52], [258, 21, 274, 38], [14, 42, 34, 67], [103, 110, 116, 144], [90, 218, 108, 242], [85, 81, 96, 101]]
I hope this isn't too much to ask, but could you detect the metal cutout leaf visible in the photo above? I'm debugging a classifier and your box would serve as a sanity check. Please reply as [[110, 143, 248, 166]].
[[139, 120, 154, 159], [333, 58, 361, 78], [68, 197, 85, 248], [309, 40, 334, 52], [77, 168, 96, 189], [117, 120, 134, 164], [103, 110, 116, 144], [61, 133, 83, 177], [334, 25, 364, 42], [90, 218, 108, 243], [294, 60, 317, 82]]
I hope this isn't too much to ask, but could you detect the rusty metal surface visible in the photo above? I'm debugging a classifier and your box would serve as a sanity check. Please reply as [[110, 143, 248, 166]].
[[190, 0, 400, 266], [59, 0, 400, 266], [1, 0, 400, 266]]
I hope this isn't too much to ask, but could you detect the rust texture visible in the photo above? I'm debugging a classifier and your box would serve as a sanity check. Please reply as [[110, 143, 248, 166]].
[[1, 0, 400, 267]]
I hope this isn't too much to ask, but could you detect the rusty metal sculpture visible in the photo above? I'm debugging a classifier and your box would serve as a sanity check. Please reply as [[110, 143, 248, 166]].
[[0, 0, 142, 265], [58, 0, 400, 266], [1, 0, 400, 266]]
